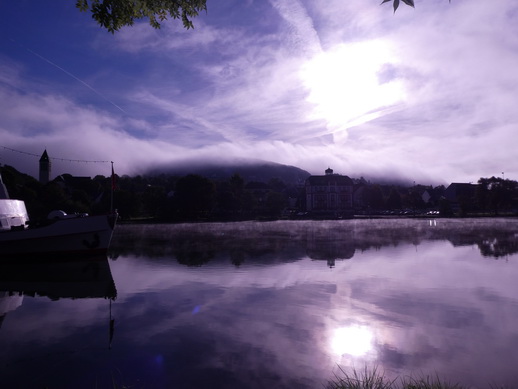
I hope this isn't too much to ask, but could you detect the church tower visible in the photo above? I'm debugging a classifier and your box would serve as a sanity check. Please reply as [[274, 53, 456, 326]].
[[39, 149, 51, 184]]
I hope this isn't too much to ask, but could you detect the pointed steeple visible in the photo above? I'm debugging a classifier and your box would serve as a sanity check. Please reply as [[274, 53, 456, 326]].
[[39, 149, 51, 184]]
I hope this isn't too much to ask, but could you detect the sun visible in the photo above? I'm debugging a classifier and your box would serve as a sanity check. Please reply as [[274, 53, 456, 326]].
[[299, 40, 405, 134]]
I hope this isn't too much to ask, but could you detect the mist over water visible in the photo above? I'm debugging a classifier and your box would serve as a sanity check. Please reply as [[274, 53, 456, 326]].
[[1, 218, 518, 388]]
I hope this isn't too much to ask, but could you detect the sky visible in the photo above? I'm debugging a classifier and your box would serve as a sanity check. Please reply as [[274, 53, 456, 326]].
[[0, 0, 517, 185]]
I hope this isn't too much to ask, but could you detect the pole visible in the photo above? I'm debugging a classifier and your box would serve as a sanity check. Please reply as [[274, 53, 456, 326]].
[[109, 299, 115, 349], [110, 161, 114, 214]]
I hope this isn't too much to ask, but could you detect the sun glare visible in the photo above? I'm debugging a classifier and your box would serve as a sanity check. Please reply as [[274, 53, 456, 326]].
[[331, 325, 374, 357], [300, 40, 405, 133]]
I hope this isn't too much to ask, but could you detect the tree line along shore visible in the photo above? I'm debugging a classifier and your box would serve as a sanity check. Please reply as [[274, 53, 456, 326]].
[[1, 164, 517, 223]]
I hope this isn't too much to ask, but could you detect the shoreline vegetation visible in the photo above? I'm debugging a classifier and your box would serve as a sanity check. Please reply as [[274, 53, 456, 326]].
[[325, 367, 511, 389], [2, 164, 517, 224]]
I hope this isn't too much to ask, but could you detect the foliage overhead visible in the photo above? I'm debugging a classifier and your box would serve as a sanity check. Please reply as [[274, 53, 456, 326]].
[[77, 0, 450, 33], [381, 0, 414, 13], [382, 0, 451, 13], [76, 0, 207, 33]]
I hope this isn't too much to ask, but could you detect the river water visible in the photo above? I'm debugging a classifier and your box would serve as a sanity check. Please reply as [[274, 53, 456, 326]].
[[1, 218, 518, 388]]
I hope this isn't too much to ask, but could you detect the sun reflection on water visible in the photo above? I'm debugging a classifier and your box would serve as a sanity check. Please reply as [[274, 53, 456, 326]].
[[330, 325, 374, 357]]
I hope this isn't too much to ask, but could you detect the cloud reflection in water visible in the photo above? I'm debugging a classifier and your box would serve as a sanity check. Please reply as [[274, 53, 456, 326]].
[[2, 219, 518, 388]]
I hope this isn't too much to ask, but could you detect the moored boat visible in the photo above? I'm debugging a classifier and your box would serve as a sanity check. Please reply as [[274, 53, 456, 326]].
[[0, 172, 117, 257]]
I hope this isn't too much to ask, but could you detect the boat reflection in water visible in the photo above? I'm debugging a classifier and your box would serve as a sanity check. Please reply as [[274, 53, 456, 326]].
[[0, 254, 118, 388], [0, 255, 117, 300], [0, 255, 116, 329]]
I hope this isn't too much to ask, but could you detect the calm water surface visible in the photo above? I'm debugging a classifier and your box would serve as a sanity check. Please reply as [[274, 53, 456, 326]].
[[1, 218, 518, 388]]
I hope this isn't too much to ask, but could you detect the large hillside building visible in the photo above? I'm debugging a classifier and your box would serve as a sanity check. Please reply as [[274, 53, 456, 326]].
[[305, 168, 353, 215]]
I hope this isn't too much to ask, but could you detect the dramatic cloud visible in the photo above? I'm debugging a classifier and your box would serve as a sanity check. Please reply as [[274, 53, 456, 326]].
[[0, 0, 517, 184]]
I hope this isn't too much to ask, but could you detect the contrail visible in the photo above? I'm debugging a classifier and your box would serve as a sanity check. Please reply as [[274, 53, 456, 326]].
[[10, 37, 127, 115], [26, 48, 127, 114]]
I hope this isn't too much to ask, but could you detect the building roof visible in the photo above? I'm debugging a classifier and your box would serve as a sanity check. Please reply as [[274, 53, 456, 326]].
[[444, 183, 478, 201], [306, 174, 353, 186]]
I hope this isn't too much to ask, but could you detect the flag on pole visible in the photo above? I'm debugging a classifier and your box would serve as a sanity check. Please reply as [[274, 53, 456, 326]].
[[111, 162, 117, 190], [110, 161, 116, 214]]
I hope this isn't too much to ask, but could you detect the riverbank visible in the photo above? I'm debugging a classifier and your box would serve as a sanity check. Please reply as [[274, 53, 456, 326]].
[[326, 367, 511, 389], [117, 212, 518, 225]]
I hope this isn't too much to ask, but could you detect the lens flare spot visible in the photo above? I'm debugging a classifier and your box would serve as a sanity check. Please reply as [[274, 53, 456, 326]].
[[155, 354, 164, 366]]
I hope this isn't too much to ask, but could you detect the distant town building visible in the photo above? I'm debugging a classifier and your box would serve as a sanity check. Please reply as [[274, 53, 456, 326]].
[[443, 183, 478, 204], [55, 174, 93, 194], [421, 189, 432, 204], [39, 149, 51, 184], [305, 168, 353, 215], [443, 182, 479, 213]]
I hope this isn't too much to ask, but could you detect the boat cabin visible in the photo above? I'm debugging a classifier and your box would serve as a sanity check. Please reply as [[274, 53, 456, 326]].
[[0, 172, 29, 231]]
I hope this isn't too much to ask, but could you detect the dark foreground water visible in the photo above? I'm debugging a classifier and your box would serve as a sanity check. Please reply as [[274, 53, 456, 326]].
[[1, 218, 518, 388]]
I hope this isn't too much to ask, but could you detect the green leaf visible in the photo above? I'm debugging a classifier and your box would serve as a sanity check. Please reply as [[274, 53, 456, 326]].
[[381, 0, 417, 12], [75, 0, 207, 32]]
